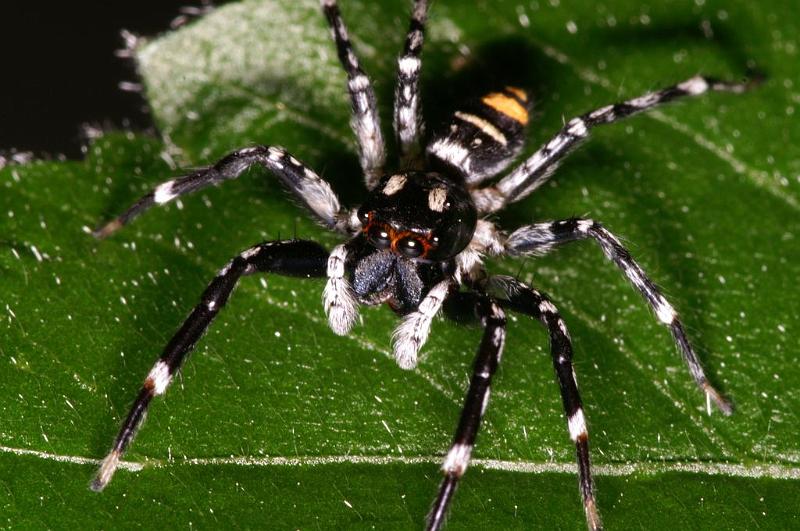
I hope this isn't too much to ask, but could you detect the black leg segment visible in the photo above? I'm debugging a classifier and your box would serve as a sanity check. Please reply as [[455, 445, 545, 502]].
[[320, 0, 386, 188], [427, 296, 506, 530], [505, 217, 731, 414], [91, 239, 329, 491], [94, 145, 348, 238], [487, 275, 601, 531], [394, 0, 430, 168]]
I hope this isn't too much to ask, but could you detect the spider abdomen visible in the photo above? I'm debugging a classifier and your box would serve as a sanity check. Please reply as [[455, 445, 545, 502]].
[[428, 86, 531, 185]]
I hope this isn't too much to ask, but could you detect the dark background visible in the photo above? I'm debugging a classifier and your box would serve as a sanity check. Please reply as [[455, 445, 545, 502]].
[[0, 1, 221, 159]]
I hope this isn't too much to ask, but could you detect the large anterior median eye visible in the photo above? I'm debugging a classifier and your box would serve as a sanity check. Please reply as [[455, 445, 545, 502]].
[[367, 224, 392, 249], [397, 236, 424, 258]]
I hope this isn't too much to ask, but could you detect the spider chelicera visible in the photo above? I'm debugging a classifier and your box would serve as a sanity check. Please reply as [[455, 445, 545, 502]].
[[90, 1, 755, 529]]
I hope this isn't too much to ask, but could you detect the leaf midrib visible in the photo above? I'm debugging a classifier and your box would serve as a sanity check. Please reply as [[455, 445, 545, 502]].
[[3, 444, 798, 480]]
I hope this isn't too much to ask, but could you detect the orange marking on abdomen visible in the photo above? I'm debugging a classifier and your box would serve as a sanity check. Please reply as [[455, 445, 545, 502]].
[[505, 86, 528, 102], [482, 92, 529, 125]]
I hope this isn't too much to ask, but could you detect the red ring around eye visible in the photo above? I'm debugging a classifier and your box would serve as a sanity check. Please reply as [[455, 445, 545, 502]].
[[391, 230, 433, 259], [367, 224, 392, 249], [364, 213, 433, 258], [396, 236, 424, 258]]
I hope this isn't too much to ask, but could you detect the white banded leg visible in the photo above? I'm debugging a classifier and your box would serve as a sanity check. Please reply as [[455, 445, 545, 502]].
[[320, 0, 386, 188], [427, 297, 506, 531], [391, 279, 452, 369], [486, 276, 601, 531], [471, 75, 757, 213], [505, 218, 732, 414], [393, 0, 430, 168], [94, 145, 353, 238], [90, 240, 329, 491], [323, 244, 359, 336]]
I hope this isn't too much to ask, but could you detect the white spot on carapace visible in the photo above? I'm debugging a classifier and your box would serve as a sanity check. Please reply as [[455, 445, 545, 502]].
[[218, 261, 233, 277], [382, 174, 407, 195], [427, 187, 448, 212], [629, 92, 661, 108]]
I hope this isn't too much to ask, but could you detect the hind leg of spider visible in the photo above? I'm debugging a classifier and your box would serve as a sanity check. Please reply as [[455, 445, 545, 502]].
[[90, 239, 329, 491], [503, 217, 731, 414], [93, 145, 351, 238], [487, 275, 601, 531], [427, 296, 506, 531], [471, 75, 758, 213]]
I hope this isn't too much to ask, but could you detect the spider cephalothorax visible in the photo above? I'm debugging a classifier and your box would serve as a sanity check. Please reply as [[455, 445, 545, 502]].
[[349, 171, 476, 313], [90, 1, 755, 529], [359, 171, 477, 261]]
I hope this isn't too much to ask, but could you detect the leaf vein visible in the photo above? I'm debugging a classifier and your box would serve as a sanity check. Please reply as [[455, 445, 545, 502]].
[[3, 445, 798, 480]]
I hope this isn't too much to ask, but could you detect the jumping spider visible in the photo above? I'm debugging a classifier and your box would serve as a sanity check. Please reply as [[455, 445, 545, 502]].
[[91, 1, 754, 529]]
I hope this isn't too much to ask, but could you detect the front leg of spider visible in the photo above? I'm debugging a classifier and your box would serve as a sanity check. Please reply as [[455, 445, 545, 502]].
[[486, 276, 601, 530], [427, 296, 506, 531], [91, 240, 330, 490], [92, 145, 355, 238]]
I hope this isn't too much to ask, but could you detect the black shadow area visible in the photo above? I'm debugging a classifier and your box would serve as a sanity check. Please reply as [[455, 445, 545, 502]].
[[0, 1, 226, 158]]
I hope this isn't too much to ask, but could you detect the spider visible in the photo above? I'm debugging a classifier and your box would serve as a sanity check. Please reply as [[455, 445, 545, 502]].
[[90, 1, 755, 529]]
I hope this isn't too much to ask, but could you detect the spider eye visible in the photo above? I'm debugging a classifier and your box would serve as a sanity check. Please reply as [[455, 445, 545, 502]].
[[367, 224, 391, 249], [397, 236, 425, 258]]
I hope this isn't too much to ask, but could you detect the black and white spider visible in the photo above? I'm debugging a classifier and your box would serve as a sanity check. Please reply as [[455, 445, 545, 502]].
[[90, 1, 755, 529]]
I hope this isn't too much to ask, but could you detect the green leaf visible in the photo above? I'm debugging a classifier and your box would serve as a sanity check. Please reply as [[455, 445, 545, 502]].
[[2, 0, 799, 528]]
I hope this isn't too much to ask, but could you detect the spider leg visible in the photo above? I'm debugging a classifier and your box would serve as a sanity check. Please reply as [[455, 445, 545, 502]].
[[486, 275, 601, 531], [94, 145, 355, 238], [320, 0, 386, 188], [391, 279, 452, 369], [323, 243, 359, 335], [427, 296, 506, 531], [504, 217, 732, 414], [471, 75, 757, 213], [394, 0, 430, 169], [90, 239, 329, 491]]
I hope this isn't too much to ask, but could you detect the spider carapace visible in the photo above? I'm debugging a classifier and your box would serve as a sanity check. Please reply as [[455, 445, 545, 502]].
[[90, 1, 756, 529], [354, 171, 476, 310]]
